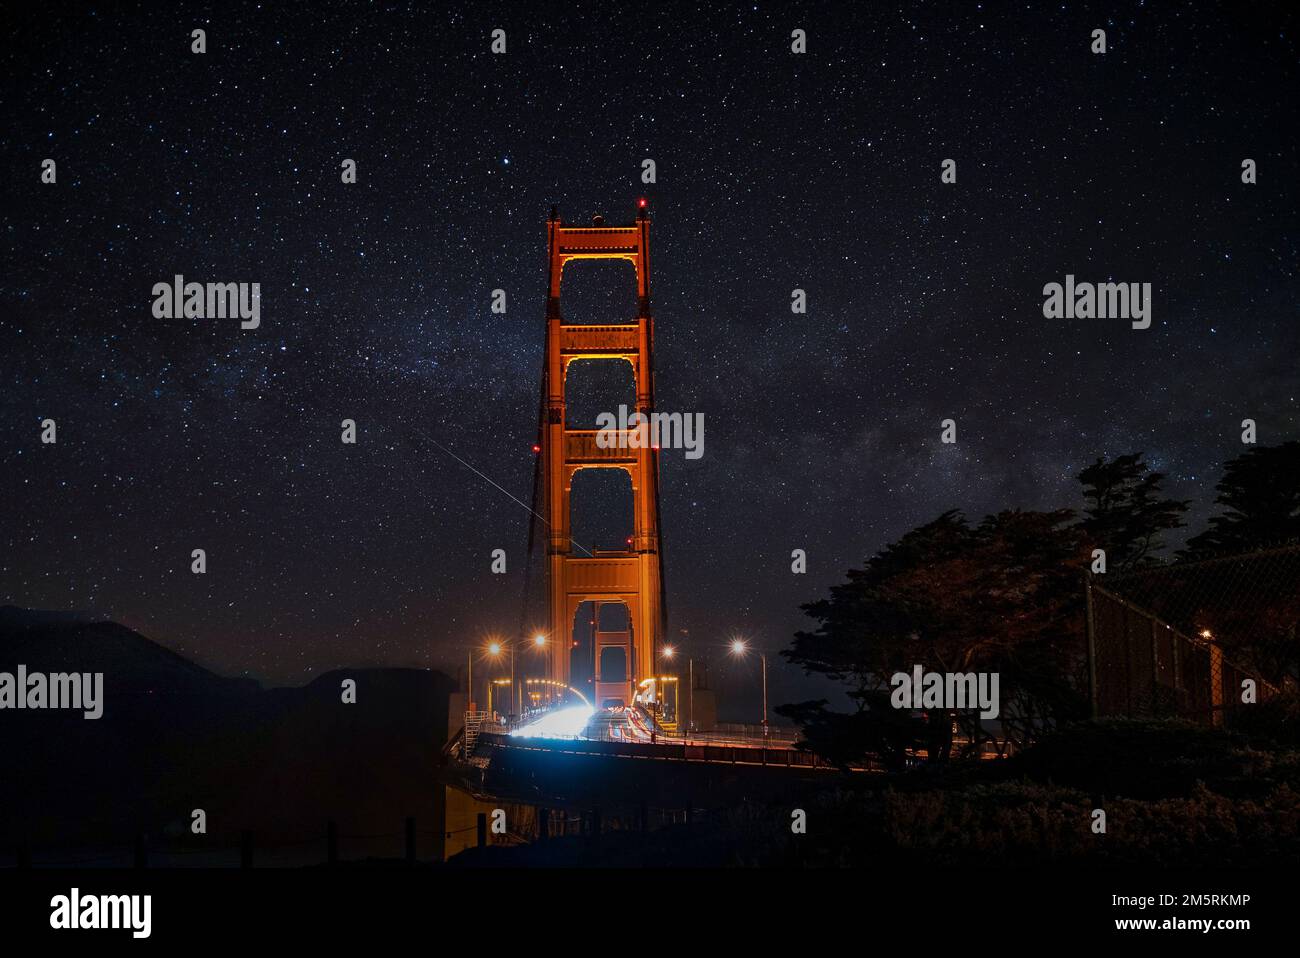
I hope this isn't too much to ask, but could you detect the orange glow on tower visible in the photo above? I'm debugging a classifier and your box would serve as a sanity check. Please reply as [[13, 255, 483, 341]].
[[539, 203, 664, 707]]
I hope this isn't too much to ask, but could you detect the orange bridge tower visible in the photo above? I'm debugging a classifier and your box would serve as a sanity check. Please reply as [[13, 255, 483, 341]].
[[537, 203, 665, 708]]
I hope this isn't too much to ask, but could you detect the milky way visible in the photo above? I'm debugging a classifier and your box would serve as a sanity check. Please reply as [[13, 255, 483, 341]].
[[1, 3, 1296, 714]]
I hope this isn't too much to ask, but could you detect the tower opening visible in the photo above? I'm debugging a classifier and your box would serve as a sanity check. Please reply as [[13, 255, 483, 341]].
[[556, 259, 639, 325], [568, 468, 634, 554], [564, 358, 636, 430]]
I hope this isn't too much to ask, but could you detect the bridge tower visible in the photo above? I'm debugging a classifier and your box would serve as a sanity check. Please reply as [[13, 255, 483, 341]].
[[539, 203, 664, 708]]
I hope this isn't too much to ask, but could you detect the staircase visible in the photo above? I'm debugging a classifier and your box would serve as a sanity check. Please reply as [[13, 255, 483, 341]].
[[462, 711, 489, 758]]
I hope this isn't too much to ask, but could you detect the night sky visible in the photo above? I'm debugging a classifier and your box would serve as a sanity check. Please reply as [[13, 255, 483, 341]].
[[2, 2, 1297, 715]]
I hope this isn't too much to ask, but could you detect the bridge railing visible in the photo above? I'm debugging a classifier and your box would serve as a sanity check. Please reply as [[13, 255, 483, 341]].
[[479, 730, 838, 769]]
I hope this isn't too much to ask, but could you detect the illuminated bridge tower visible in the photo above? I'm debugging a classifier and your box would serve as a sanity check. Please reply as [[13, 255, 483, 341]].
[[540, 203, 664, 708]]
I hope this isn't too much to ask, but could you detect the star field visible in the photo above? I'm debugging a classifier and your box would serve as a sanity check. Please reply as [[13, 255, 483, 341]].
[[1, 2, 1297, 713]]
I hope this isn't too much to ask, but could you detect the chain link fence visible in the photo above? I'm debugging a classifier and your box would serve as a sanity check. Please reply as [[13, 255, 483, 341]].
[[1087, 543, 1300, 725]]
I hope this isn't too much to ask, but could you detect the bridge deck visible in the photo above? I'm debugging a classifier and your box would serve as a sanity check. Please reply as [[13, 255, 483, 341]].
[[478, 730, 844, 770]]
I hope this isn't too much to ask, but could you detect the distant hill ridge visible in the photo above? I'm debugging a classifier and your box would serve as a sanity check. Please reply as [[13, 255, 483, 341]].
[[0, 607, 455, 849], [0, 606, 453, 696], [0, 605, 251, 695]]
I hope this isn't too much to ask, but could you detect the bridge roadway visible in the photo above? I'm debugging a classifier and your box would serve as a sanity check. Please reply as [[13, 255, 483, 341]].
[[439, 704, 870, 832], [481, 704, 839, 770]]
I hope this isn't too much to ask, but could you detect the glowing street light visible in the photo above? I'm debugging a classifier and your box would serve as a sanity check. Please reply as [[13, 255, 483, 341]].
[[484, 638, 516, 716], [729, 637, 768, 735], [660, 642, 694, 734], [484, 633, 553, 717]]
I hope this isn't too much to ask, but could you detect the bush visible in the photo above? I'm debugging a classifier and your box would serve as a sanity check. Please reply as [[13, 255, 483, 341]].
[[878, 779, 1300, 867], [1231, 691, 1300, 749], [1007, 718, 1291, 800]]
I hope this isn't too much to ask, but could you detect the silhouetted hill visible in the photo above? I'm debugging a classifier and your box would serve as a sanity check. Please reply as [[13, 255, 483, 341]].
[[0, 609, 453, 852], [0, 606, 257, 696]]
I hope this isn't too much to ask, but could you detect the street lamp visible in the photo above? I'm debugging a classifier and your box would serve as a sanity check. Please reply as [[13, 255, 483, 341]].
[[484, 638, 515, 717], [660, 642, 696, 736], [529, 632, 553, 704], [729, 638, 768, 735], [485, 633, 552, 717], [467, 640, 499, 712]]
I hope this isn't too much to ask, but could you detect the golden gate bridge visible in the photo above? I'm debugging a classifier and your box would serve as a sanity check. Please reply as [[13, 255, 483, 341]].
[[452, 202, 802, 760]]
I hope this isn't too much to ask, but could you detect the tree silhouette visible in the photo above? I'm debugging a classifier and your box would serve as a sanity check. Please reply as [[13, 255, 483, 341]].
[[1077, 453, 1189, 572], [1185, 442, 1300, 557], [781, 445, 1300, 768], [782, 509, 1088, 765]]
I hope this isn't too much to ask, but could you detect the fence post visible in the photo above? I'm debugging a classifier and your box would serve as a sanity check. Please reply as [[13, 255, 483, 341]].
[[1210, 642, 1225, 727], [133, 833, 147, 869], [1150, 617, 1161, 715], [476, 812, 487, 848], [405, 817, 416, 864], [327, 820, 338, 865], [1085, 572, 1098, 720], [537, 807, 548, 842], [240, 830, 254, 869]]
